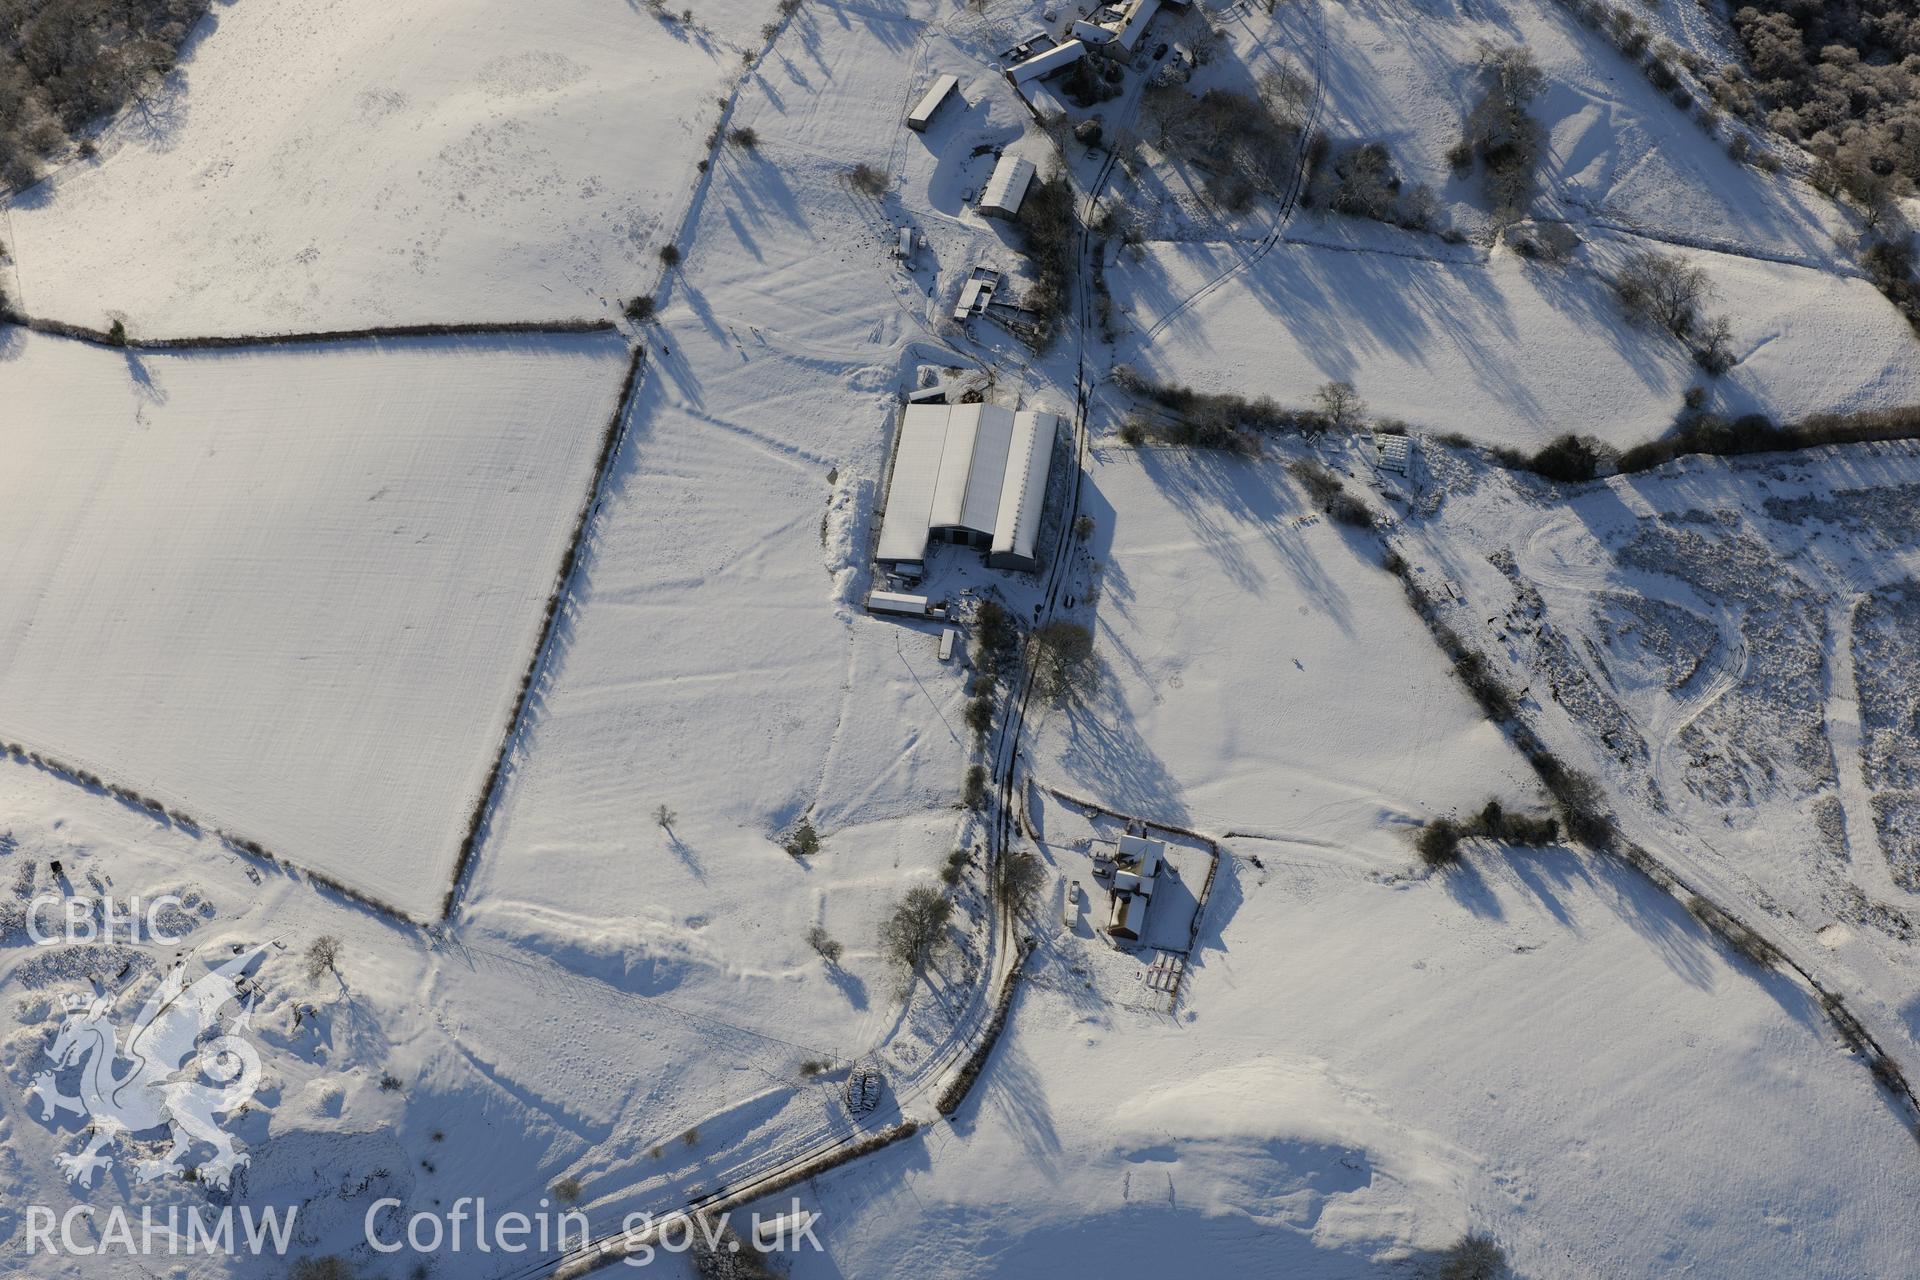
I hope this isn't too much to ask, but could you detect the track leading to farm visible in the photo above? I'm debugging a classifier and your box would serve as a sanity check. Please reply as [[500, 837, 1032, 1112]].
[[1136, 0, 1327, 345]]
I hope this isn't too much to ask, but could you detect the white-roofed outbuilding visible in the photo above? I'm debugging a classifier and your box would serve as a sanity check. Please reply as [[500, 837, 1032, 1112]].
[[906, 74, 960, 131], [877, 403, 1059, 574], [990, 409, 1055, 570], [1008, 38, 1086, 87], [876, 403, 952, 568], [978, 154, 1037, 219]]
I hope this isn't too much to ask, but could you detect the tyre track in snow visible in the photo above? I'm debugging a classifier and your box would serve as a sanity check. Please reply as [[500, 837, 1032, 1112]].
[[1820, 592, 1897, 902], [1136, 0, 1327, 346], [500, 918, 1010, 1280], [1515, 508, 1750, 797], [7, 10, 1042, 1276]]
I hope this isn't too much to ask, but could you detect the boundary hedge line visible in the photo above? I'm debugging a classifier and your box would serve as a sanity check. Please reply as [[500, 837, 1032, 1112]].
[[0, 318, 641, 928], [936, 936, 1034, 1116], [1473, 405, 1920, 484], [1614, 405, 1920, 474], [442, 343, 650, 919], [1, 310, 617, 350], [0, 739, 428, 925]]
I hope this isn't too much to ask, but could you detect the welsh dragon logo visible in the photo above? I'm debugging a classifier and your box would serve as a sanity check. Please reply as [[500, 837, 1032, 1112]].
[[27, 945, 267, 1190]]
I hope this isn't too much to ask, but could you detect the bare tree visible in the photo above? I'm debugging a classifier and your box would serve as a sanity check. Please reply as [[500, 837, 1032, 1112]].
[[1328, 142, 1398, 221], [1481, 43, 1545, 103], [783, 819, 821, 858], [653, 803, 677, 829], [1257, 66, 1313, 127], [1027, 621, 1097, 704], [993, 849, 1048, 915], [1436, 1231, 1507, 1280], [1397, 181, 1440, 231], [1141, 82, 1300, 214], [1464, 45, 1546, 224], [879, 886, 952, 973], [806, 924, 843, 965], [1313, 380, 1366, 430], [1694, 314, 1737, 374], [1614, 250, 1713, 338], [304, 936, 342, 985]]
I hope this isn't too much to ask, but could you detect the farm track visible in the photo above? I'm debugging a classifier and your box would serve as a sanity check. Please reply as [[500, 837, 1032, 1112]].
[[5, 7, 1072, 1266], [0, 0, 1038, 1266], [521, 5, 1158, 1267], [16, 0, 1920, 1268], [1136, 0, 1327, 345]]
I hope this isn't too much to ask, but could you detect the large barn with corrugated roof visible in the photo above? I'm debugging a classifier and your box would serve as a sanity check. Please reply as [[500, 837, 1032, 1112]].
[[877, 403, 1058, 575]]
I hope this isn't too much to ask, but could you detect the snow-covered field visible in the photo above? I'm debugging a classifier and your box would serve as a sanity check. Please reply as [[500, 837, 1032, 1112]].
[[790, 797, 1920, 1279], [0, 761, 906, 1280], [1111, 231, 1920, 451], [3, 0, 1919, 1272], [1099, 0, 1920, 450], [457, 0, 1003, 1098], [3, 0, 773, 334], [1032, 443, 1527, 848], [1300, 0, 1851, 260], [0, 327, 631, 920]]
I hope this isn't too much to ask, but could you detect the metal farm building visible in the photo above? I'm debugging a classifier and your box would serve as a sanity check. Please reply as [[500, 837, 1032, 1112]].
[[877, 403, 1058, 575]]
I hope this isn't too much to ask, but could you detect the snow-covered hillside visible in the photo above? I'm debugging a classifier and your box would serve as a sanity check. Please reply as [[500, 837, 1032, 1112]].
[[1100, 0, 1920, 450], [1114, 229, 1920, 449], [1032, 443, 1528, 845], [3, 0, 775, 334], [2, 0, 1918, 1272], [1400, 440, 1920, 1047], [791, 803, 1920, 1278]]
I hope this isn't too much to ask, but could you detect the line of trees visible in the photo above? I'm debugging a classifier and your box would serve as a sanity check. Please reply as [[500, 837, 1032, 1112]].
[[1112, 367, 1354, 451], [1307, 138, 1448, 237], [1138, 69, 1307, 216], [1471, 402, 1920, 482], [1415, 799, 1559, 868], [1012, 175, 1077, 351]]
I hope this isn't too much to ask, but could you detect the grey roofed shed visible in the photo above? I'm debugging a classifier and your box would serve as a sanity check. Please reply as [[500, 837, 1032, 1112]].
[[930, 404, 1017, 536]]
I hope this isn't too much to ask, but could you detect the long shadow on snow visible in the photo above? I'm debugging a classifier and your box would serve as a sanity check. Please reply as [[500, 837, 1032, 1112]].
[[1134, 446, 1355, 630], [1051, 670, 1194, 832], [953, 1034, 1063, 1170]]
